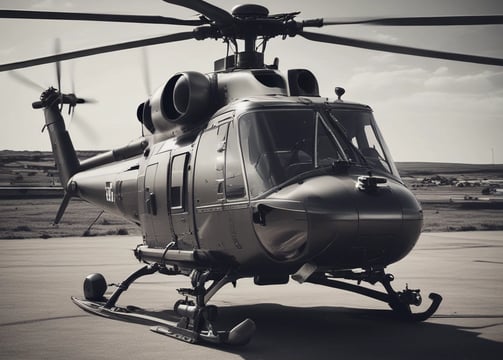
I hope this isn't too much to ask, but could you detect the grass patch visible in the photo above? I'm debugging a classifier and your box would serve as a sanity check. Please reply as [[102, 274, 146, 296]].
[[105, 228, 129, 235], [447, 225, 478, 232], [4, 234, 25, 239], [13, 225, 32, 232], [117, 228, 129, 235], [82, 230, 96, 237], [481, 223, 503, 231]]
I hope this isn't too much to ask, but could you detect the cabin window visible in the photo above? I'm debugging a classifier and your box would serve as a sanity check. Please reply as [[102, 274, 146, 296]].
[[194, 123, 229, 206], [170, 153, 188, 211], [225, 121, 246, 199], [144, 163, 158, 215], [215, 124, 228, 197]]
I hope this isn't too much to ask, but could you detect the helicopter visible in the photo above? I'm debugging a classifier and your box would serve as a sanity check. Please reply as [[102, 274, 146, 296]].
[[1, 0, 503, 346]]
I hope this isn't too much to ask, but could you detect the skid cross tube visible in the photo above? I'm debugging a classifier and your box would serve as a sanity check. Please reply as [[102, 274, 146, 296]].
[[307, 272, 442, 321], [307, 276, 390, 302], [104, 263, 160, 309]]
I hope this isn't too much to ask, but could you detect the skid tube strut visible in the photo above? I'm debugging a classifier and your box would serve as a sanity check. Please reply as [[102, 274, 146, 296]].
[[71, 263, 256, 346], [306, 269, 442, 322]]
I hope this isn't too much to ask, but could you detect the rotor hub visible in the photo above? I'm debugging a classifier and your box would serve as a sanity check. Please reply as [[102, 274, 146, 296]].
[[231, 4, 269, 19]]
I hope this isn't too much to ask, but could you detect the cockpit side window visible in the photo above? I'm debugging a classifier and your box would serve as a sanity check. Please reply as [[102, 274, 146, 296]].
[[239, 109, 316, 197], [361, 124, 391, 172], [316, 114, 346, 166], [330, 109, 395, 175]]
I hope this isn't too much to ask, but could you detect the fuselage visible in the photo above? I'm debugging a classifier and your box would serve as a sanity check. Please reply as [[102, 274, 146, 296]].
[[70, 96, 423, 276]]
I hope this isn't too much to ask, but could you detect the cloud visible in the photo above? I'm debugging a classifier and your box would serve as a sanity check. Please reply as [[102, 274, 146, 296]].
[[0, 46, 15, 57], [343, 62, 503, 163], [371, 30, 398, 44], [29, 0, 74, 9], [424, 70, 503, 94], [346, 66, 429, 100], [347, 63, 503, 102]]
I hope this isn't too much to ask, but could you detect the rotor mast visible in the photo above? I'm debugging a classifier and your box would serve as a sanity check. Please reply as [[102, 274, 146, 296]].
[[196, 4, 301, 71]]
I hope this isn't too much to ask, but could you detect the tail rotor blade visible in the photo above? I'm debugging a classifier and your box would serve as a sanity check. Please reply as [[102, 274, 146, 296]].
[[71, 112, 101, 142], [70, 62, 76, 94], [54, 38, 62, 91], [80, 97, 98, 104]]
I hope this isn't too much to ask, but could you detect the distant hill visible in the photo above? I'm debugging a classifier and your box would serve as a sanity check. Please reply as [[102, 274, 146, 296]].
[[0, 150, 102, 187], [1, 151, 502, 186], [396, 162, 503, 177], [0, 150, 101, 160]]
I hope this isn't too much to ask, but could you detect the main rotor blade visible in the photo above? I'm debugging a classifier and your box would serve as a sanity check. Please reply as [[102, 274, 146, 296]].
[[8, 71, 45, 91], [141, 48, 152, 96], [0, 32, 195, 72], [0, 9, 205, 26], [300, 31, 503, 66], [163, 0, 233, 26], [319, 15, 503, 26]]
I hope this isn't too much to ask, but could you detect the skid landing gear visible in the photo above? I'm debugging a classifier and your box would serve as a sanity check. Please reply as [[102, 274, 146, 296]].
[[71, 264, 255, 346], [307, 269, 442, 322]]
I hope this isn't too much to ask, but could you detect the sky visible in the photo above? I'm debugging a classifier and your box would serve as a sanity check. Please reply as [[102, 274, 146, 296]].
[[0, 0, 502, 164]]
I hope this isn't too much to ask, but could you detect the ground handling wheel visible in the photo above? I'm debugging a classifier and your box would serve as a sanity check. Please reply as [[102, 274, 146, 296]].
[[83, 273, 107, 301]]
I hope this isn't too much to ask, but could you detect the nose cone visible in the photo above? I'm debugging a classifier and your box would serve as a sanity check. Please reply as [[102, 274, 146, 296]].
[[252, 174, 422, 268]]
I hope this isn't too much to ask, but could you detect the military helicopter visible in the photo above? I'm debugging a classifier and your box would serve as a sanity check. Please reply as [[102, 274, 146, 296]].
[[2, 0, 503, 346]]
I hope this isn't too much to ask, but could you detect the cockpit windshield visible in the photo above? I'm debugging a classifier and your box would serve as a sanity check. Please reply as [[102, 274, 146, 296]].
[[239, 107, 397, 198]]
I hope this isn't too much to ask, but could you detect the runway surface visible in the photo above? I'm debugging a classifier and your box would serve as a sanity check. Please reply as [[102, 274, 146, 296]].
[[0, 232, 502, 359]]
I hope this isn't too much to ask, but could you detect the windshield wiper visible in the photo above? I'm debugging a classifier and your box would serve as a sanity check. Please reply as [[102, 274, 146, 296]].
[[272, 160, 356, 193]]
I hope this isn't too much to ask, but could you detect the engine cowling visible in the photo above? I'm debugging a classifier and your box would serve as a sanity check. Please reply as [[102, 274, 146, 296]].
[[288, 69, 319, 96], [138, 71, 211, 134]]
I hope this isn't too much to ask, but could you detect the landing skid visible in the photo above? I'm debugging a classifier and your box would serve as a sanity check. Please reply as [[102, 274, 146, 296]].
[[71, 297, 197, 342], [72, 263, 255, 346], [71, 297, 254, 344]]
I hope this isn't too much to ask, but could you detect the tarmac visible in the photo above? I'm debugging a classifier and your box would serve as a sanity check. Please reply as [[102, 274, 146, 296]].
[[0, 231, 502, 359]]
